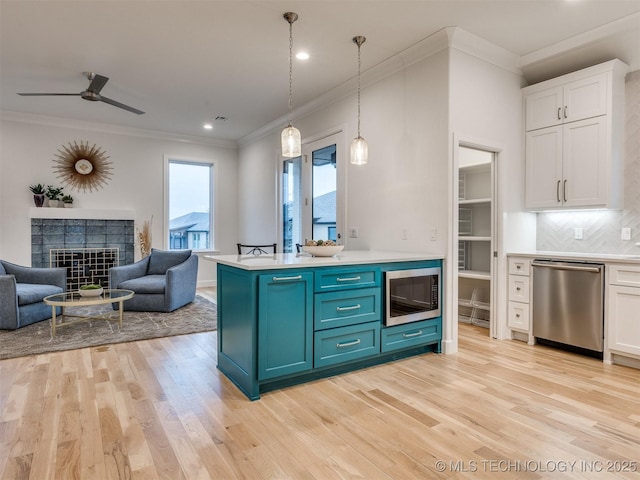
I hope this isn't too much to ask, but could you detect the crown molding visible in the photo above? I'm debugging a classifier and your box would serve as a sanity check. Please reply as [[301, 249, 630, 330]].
[[238, 26, 521, 147], [447, 27, 522, 75], [0, 110, 238, 149], [519, 12, 640, 70]]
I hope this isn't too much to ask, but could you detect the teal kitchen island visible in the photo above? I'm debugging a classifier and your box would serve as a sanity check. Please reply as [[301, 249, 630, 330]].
[[210, 250, 443, 400]]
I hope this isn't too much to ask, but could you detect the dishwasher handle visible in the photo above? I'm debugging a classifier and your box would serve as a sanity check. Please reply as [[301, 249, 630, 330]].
[[531, 261, 602, 273]]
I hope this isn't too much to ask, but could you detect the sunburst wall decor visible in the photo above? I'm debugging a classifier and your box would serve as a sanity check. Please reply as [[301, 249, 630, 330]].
[[53, 140, 112, 192]]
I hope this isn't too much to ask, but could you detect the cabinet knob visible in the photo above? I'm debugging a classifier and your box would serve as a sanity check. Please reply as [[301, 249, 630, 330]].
[[516, 313, 521, 318], [516, 265, 521, 270], [516, 286, 521, 291]]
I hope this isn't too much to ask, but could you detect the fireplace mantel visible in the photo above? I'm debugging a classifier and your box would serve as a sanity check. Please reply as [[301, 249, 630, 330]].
[[29, 207, 135, 220]]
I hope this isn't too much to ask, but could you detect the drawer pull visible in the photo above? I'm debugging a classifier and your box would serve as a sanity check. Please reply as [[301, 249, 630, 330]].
[[336, 338, 361, 348], [272, 275, 302, 282], [336, 304, 361, 312], [516, 265, 522, 270], [403, 330, 423, 339], [336, 276, 361, 282], [516, 286, 521, 291], [516, 313, 521, 318]]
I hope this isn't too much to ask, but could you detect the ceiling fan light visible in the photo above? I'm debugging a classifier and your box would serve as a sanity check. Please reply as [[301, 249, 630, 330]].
[[350, 136, 368, 165], [282, 124, 301, 158]]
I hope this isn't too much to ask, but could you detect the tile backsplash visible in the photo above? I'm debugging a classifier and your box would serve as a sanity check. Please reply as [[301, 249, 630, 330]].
[[536, 70, 640, 255]]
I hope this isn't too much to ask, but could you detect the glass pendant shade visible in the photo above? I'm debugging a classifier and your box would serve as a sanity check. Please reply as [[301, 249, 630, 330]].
[[282, 124, 301, 158], [350, 136, 368, 165]]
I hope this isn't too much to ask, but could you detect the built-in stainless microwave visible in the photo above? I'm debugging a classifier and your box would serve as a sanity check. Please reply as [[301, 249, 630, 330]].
[[385, 267, 441, 326]]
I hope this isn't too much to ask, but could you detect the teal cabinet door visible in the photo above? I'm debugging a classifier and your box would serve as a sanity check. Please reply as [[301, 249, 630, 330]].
[[258, 271, 314, 381]]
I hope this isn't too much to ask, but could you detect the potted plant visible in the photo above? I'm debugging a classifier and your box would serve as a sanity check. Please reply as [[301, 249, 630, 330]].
[[29, 183, 46, 207], [78, 283, 103, 297], [62, 194, 74, 208], [45, 185, 64, 207]]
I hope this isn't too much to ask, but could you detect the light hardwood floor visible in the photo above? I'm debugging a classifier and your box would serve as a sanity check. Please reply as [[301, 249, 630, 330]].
[[0, 291, 638, 479]]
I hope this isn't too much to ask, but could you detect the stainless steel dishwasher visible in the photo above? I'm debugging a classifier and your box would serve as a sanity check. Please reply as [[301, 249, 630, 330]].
[[532, 259, 604, 353]]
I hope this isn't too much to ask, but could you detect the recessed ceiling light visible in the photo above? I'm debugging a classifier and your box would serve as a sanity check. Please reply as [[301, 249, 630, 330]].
[[296, 52, 309, 60], [203, 123, 213, 130]]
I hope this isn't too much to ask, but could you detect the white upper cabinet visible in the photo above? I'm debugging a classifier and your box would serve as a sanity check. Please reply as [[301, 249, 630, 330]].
[[525, 73, 608, 131], [523, 59, 628, 211]]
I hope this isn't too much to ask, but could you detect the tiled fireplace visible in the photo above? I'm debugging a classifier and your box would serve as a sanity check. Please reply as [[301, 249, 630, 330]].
[[30, 209, 135, 288]]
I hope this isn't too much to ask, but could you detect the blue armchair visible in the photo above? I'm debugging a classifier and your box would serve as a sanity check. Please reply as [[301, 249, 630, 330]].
[[109, 248, 198, 312], [0, 260, 66, 330]]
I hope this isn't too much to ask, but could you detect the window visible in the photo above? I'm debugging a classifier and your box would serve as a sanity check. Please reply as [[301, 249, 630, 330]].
[[279, 132, 343, 253], [166, 159, 214, 251]]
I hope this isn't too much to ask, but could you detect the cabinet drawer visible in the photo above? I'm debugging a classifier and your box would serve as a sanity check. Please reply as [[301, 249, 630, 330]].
[[508, 257, 531, 276], [314, 287, 381, 330], [315, 268, 380, 292], [608, 264, 640, 287], [381, 319, 441, 354], [508, 275, 530, 303], [314, 322, 380, 368], [508, 301, 530, 332]]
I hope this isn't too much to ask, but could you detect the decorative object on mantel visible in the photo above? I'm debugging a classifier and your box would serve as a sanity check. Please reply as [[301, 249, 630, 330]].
[[29, 183, 46, 207], [45, 185, 64, 207], [62, 194, 74, 208], [52, 140, 112, 192], [136, 215, 153, 258]]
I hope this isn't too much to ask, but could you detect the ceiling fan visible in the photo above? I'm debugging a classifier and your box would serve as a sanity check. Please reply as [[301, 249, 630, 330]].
[[17, 72, 145, 115]]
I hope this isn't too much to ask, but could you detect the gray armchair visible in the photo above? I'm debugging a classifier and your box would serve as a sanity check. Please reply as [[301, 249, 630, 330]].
[[109, 248, 198, 312], [0, 260, 66, 330]]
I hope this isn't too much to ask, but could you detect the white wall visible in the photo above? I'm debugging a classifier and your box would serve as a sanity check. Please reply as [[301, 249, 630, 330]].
[[236, 134, 279, 245], [0, 115, 239, 286], [238, 49, 451, 255], [449, 43, 536, 343]]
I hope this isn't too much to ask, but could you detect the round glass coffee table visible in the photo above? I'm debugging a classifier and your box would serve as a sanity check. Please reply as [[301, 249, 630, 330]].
[[43, 289, 135, 336]]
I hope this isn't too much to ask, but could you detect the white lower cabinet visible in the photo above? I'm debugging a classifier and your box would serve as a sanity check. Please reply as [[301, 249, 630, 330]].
[[607, 265, 640, 361], [507, 301, 530, 332], [507, 256, 533, 343]]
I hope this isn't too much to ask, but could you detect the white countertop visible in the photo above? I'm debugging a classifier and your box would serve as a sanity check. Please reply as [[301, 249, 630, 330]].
[[507, 251, 640, 264], [204, 250, 444, 271]]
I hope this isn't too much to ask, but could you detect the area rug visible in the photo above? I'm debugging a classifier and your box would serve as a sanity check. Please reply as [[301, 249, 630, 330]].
[[0, 295, 216, 360]]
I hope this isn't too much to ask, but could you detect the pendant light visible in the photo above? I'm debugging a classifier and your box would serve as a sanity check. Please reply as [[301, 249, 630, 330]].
[[281, 12, 301, 158], [350, 35, 368, 165]]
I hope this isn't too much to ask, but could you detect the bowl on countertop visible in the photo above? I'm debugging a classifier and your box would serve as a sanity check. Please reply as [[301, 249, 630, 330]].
[[303, 245, 344, 257]]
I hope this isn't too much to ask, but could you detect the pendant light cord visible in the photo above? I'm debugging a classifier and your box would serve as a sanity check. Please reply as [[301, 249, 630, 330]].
[[288, 19, 294, 126], [357, 40, 361, 137]]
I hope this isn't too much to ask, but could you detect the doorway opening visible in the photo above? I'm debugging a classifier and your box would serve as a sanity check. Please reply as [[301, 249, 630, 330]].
[[455, 143, 498, 340]]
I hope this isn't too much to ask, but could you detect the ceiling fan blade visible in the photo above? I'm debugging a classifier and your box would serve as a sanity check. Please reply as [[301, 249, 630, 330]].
[[87, 74, 109, 94], [17, 93, 81, 96], [99, 96, 145, 115]]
